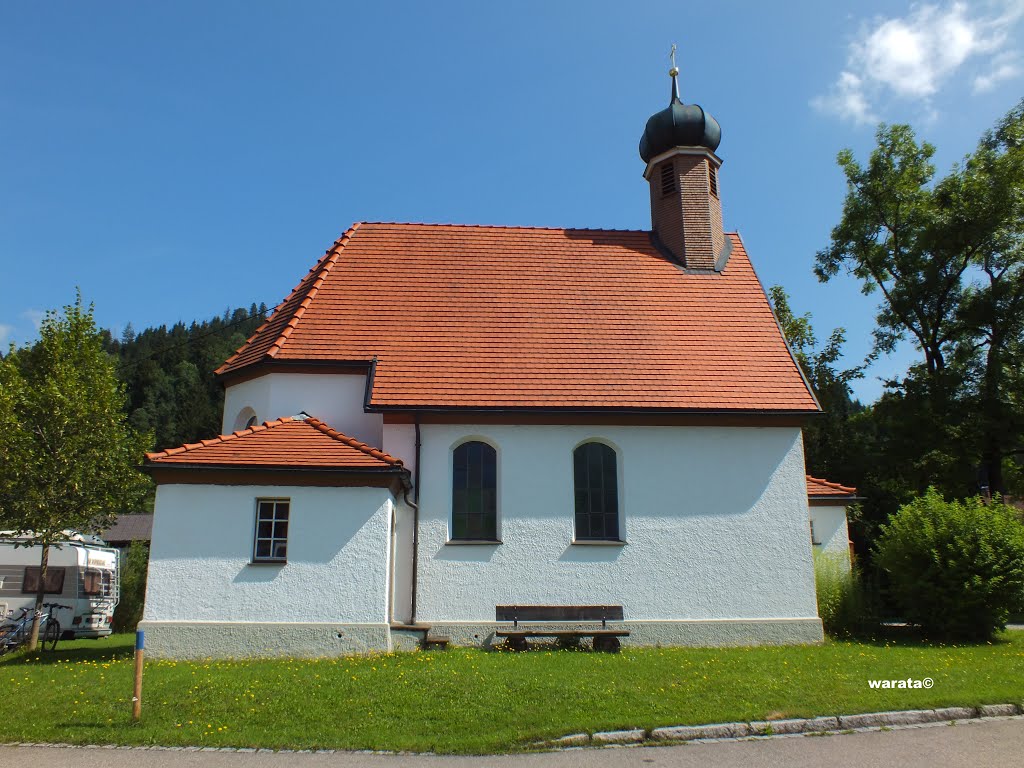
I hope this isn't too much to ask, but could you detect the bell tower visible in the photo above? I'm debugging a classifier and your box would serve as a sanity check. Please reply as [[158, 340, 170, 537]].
[[639, 49, 729, 271]]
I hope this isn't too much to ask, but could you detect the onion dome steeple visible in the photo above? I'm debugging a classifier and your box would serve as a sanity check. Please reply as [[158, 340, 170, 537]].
[[639, 47, 721, 162], [640, 46, 728, 272]]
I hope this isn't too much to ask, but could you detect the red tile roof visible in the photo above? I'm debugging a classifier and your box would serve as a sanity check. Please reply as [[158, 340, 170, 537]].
[[806, 475, 858, 499], [145, 416, 404, 470], [217, 222, 819, 412]]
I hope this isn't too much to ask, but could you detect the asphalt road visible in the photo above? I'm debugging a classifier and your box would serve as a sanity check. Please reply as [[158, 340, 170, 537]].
[[2, 718, 1023, 768]]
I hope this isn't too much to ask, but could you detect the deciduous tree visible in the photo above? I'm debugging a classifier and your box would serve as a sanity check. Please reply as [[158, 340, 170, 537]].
[[816, 101, 1024, 495], [768, 286, 864, 482], [0, 294, 150, 650]]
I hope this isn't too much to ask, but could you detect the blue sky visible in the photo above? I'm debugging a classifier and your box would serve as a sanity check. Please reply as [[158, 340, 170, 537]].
[[2, 1, 1022, 402]]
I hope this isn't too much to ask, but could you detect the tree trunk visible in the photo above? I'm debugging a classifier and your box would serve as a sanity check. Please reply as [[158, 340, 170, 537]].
[[981, 334, 1007, 497], [987, 450, 1005, 497], [26, 543, 49, 651]]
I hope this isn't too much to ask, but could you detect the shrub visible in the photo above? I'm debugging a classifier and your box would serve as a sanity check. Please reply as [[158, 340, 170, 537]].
[[814, 550, 869, 637], [874, 488, 1024, 641], [112, 542, 149, 632]]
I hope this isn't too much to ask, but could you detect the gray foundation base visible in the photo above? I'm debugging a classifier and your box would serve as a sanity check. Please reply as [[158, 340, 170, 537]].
[[138, 621, 391, 659], [390, 629, 425, 652], [424, 618, 824, 649], [139, 617, 822, 658]]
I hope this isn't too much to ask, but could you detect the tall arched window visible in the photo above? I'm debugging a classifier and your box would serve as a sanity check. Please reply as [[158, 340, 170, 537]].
[[573, 442, 619, 541], [452, 441, 498, 541]]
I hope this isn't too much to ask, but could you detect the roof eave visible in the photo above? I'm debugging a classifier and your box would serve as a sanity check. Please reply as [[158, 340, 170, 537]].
[[367, 404, 821, 416], [733, 230, 823, 414], [215, 358, 375, 385], [809, 495, 863, 506], [143, 462, 411, 491], [142, 462, 406, 475]]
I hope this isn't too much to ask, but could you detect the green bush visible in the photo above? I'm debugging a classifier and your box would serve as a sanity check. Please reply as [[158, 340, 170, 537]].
[[875, 488, 1024, 641], [814, 550, 869, 637], [112, 542, 149, 633]]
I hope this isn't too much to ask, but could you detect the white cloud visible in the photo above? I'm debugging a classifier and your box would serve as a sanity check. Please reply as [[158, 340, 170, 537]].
[[814, 1, 1024, 124], [21, 309, 45, 330], [811, 71, 878, 125], [0, 324, 12, 347], [974, 50, 1022, 91]]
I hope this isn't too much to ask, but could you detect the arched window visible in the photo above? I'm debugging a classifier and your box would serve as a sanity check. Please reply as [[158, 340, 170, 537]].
[[233, 406, 258, 432], [573, 442, 619, 541], [452, 441, 497, 541]]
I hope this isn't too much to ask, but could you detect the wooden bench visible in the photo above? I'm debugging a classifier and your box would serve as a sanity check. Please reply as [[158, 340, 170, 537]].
[[495, 605, 629, 652]]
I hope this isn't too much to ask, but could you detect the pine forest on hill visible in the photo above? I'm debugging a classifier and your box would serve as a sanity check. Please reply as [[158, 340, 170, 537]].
[[102, 304, 268, 454]]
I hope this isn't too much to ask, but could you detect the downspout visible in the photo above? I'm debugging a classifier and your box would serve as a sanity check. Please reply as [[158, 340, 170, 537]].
[[404, 413, 422, 625]]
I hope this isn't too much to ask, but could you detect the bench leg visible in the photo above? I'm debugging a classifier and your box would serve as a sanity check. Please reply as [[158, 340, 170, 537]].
[[592, 636, 621, 653], [556, 635, 582, 651], [503, 636, 528, 652]]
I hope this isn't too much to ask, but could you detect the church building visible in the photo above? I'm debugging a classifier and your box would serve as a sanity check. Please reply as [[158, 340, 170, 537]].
[[140, 67, 850, 657]]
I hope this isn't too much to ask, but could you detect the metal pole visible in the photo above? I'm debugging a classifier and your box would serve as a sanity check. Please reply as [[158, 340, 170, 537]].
[[132, 630, 144, 721]]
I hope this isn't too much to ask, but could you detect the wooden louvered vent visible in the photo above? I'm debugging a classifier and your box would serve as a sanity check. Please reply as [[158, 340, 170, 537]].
[[660, 162, 676, 197]]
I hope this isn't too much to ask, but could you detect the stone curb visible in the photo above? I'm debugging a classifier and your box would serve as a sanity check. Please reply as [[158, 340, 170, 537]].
[[536, 703, 1024, 748], [3, 705, 1022, 755], [979, 704, 1018, 717], [591, 729, 645, 745], [651, 722, 751, 741]]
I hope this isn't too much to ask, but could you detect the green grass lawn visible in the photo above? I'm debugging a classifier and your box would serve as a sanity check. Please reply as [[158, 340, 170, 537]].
[[1, 632, 1022, 754]]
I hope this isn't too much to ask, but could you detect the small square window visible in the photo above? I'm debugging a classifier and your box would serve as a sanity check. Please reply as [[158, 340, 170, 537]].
[[254, 499, 290, 563]]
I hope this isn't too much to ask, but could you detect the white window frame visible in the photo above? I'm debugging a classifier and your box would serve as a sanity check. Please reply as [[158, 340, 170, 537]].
[[571, 438, 626, 544], [447, 436, 502, 544], [253, 498, 290, 563]]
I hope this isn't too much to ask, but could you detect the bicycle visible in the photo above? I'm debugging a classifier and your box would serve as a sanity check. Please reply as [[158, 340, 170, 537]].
[[0, 603, 70, 655]]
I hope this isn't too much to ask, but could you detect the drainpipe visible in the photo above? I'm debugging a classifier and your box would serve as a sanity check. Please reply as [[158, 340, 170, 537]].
[[407, 413, 422, 625]]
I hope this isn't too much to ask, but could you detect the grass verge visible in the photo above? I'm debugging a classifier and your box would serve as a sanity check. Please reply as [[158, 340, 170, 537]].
[[1, 632, 1022, 754]]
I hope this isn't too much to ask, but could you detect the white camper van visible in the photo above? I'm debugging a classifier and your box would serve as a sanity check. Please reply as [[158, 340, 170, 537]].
[[0, 533, 119, 639]]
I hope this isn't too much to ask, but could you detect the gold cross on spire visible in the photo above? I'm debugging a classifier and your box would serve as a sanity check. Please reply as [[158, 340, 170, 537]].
[[669, 43, 679, 77]]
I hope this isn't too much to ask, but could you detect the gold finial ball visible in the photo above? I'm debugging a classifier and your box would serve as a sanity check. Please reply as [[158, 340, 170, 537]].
[[669, 66, 679, 77]]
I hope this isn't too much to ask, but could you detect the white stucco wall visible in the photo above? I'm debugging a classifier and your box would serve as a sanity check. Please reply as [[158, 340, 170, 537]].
[[809, 504, 852, 570], [221, 373, 382, 448], [414, 424, 819, 624], [382, 424, 416, 624], [391, 501, 415, 624], [383, 422, 417, 476], [143, 484, 394, 625]]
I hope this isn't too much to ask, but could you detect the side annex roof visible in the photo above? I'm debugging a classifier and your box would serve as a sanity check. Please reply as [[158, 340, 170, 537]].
[[145, 416, 404, 472], [806, 475, 859, 505]]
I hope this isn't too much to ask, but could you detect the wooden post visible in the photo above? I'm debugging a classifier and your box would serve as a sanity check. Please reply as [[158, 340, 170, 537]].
[[132, 630, 144, 721]]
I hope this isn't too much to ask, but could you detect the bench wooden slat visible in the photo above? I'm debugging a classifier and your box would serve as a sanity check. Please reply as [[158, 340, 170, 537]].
[[495, 630, 630, 638], [495, 605, 624, 622]]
